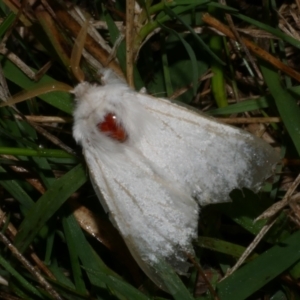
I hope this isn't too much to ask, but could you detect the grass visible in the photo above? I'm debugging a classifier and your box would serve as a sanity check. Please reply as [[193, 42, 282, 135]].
[[0, 1, 299, 299]]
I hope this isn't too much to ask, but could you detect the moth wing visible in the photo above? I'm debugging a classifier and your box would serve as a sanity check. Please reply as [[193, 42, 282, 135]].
[[72, 79, 278, 289], [82, 143, 198, 286], [134, 92, 279, 206]]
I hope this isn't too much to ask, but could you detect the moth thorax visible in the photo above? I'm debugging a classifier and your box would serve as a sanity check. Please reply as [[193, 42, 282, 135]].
[[97, 113, 127, 142]]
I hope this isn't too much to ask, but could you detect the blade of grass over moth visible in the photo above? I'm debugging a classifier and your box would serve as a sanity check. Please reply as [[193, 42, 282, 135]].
[[14, 164, 87, 253], [1, 58, 73, 114], [216, 230, 300, 300], [260, 63, 300, 156]]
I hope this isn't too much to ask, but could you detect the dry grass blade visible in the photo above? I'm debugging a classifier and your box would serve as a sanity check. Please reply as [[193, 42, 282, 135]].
[[256, 173, 300, 221], [202, 13, 300, 83], [0, 231, 62, 300], [223, 216, 278, 278], [54, 5, 123, 77], [17, 115, 72, 123], [126, 0, 135, 87], [218, 117, 281, 124]]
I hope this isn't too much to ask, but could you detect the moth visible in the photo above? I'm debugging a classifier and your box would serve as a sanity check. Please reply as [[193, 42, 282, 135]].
[[72, 69, 279, 287]]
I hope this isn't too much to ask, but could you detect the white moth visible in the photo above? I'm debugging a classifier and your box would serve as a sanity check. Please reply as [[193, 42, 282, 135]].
[[72, 69, 279, 287]]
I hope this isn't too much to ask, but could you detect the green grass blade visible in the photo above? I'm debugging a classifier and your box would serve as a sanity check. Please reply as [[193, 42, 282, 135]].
[[14, 164, 87, 252], [217, 230, 300, 299], [0, 165, 34, 210], [0, 147, 75, 158], [62, 213, 87, 295], [209, 96, 270, 115], [161, 24, 198, 95], [154, 260, 195, 300], [1, 57, 73, 114], [197, 237, 258, 260], [164, 6, 224, 66], [0, 12, 16, 38], [210, 35, 227, 108], [64, 212, 149, 299], [260, 62, 300, 156], [0, 254, 44, 298]]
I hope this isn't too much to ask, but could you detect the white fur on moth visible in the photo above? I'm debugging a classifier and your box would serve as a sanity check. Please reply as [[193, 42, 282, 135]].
[[72, 69, 279, 286]]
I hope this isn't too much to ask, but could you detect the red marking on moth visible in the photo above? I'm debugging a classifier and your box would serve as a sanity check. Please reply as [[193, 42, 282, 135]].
[[97, 113, 127, 142]]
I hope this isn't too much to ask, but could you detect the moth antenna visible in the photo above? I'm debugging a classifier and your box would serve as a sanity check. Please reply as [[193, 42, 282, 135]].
[[70, 18, 89, 83], [0, 82, 72, 107]]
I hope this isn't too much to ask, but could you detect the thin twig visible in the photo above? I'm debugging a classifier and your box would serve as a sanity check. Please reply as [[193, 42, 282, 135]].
[[0, 209, 55, 279], [0, 232, 62, 300]]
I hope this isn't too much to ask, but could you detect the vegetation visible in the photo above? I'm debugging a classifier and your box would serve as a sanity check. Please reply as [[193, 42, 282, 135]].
[[0, 0, 299, 299]]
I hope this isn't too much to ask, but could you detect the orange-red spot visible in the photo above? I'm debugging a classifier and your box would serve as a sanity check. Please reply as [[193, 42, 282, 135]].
[[97, 113, 127, 142]]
